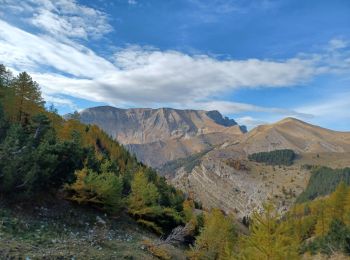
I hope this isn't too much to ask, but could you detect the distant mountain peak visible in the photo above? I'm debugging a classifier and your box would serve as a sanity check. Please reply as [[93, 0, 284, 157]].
[[79, 106, 246, 141], [275, 117, 308, 125], [77, 106, 246, 166], [205, 110, 239, 127]]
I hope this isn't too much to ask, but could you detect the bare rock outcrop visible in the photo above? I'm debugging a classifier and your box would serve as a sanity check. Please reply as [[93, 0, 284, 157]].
[[78, 106, 246, 167]]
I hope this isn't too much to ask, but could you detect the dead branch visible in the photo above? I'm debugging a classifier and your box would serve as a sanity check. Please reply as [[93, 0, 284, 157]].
[[155, 222, 194, 246]]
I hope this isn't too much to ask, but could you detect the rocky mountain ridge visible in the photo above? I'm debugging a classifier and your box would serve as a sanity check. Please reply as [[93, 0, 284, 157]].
[[78, 106, 247, 166]]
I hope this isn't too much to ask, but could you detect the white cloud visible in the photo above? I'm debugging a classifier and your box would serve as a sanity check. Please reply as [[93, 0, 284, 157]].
[[1, 19, 330, 106], [0, 20, 115, 77], [0, 0, 113, 40], [0, 5, 350, 126]]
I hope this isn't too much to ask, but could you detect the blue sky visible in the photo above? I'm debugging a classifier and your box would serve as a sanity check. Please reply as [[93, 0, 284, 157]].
[[0, 0, 350, 130]]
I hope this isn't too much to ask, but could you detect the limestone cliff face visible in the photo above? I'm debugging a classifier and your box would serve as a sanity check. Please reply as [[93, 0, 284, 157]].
[[79, 106, 246, 166]]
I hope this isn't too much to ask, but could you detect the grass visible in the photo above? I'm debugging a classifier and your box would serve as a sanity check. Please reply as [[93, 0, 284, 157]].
[[0, 198, 186, 259]]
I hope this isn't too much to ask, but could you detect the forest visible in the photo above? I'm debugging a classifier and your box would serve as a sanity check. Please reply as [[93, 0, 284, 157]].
[[0, 64, 185, 235], [1, 64, 350, 259], [248, 149, 296, 166]]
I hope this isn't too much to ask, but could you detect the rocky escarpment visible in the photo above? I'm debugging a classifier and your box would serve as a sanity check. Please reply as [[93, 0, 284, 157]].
[[78, 106, 246, 167], [171, 157, 309, 218]]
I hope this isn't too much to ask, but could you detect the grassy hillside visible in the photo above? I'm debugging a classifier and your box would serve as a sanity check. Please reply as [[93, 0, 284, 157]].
[[0, 197, 189, 259]]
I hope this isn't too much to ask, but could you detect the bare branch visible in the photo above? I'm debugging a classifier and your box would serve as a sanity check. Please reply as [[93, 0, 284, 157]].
[[155, 222, 194, 246]]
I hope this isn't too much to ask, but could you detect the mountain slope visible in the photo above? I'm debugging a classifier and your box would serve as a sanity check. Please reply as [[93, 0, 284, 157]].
[[78, 106, 246, 166], [239, 117, 350, 154], [167, 118, 350, 218]]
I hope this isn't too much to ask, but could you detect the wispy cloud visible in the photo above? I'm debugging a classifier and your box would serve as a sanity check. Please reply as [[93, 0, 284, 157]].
[[235, 116, 269, 129], [128, 0, 137, 5], [187, 101, 313, 118], [0, 20, 115, 77], [0, 0, 113, 40], [187, 0, 280, 23], [42, 94, 78, 110], [296, 91, 350, 125], [1, 18, 349, 112]]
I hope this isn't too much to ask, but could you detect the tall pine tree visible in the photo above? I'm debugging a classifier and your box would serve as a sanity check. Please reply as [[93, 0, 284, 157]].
[[11, 72, 44, 124]]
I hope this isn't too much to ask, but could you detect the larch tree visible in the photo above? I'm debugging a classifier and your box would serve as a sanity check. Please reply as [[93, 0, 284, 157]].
[[329, 182, 348, 222], [240, 204, 299, 260], [128, 170, 160, 213], [127, 170, 163, 233], [314, 199, 332, 237], [188, 208, 237, 260], [312, 183, 348, 237], [11, 72, 44, 124], [0, 64, 14, 119], [65, 167, 124, 214], [343, 185, 350, 225]]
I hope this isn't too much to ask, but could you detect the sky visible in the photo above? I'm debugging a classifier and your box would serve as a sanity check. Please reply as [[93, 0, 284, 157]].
[[0, 0, 349, 130]]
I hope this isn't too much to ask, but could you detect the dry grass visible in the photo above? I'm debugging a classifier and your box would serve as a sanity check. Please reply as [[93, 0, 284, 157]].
[[0, 199, 186, 259]]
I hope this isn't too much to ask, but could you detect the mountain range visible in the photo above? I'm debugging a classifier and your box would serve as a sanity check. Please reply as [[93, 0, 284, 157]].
[[77, 106, 350, 218]]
